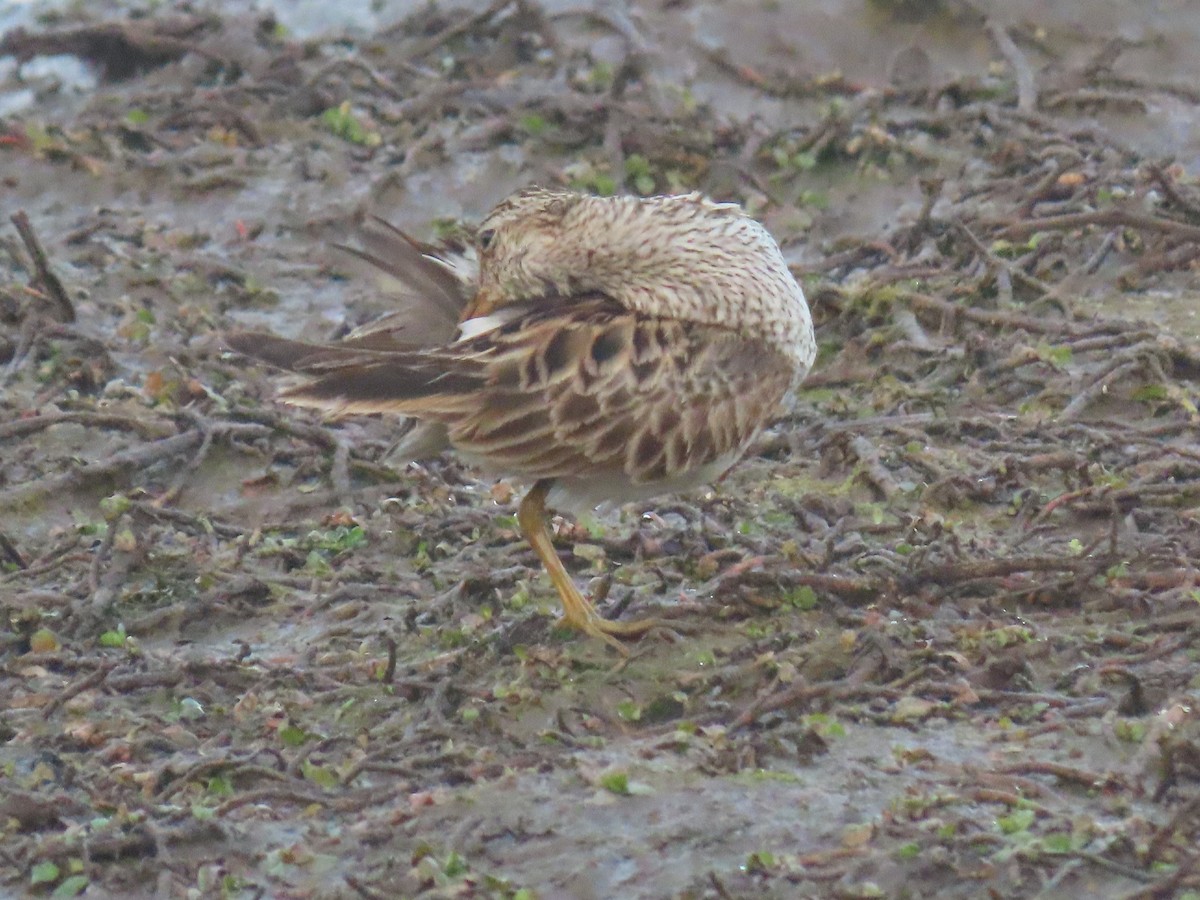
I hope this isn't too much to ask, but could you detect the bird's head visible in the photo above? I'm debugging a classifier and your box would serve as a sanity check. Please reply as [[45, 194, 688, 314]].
[[465, 187, 739, 318], [459, 187, 814, 370], [465, 188, 585, 319]]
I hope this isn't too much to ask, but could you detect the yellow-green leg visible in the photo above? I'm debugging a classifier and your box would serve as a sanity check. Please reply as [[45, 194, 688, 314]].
[[518, 480, 667, 654]]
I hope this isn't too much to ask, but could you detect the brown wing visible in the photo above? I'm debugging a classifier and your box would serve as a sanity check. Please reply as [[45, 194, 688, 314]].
[[246, 300, 794, 485], [450, 313, 793, 484]]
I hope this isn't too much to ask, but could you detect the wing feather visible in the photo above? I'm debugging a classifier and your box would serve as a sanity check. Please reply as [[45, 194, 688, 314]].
[[228, 299, 793, 484], [330, 217, 471, 350]]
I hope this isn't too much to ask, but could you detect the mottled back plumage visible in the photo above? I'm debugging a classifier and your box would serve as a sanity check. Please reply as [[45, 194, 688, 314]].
[[468, 189, 815, 373]]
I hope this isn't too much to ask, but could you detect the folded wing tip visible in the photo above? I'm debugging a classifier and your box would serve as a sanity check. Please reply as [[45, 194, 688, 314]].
[[223, 330, 266, 353], [223, 331, 330, 371]]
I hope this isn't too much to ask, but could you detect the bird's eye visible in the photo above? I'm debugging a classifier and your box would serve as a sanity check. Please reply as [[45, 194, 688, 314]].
[[478, 229, 496, 251]]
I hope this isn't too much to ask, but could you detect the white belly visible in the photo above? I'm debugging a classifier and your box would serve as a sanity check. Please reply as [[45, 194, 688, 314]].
[[545, 451, 744, 516]]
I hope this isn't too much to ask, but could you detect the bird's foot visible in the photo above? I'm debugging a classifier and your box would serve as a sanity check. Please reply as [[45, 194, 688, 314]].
[[556, 603, 684, 656]]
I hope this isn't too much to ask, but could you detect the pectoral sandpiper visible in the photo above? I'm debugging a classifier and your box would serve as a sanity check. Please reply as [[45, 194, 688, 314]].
[[226, 188, 815, 652]]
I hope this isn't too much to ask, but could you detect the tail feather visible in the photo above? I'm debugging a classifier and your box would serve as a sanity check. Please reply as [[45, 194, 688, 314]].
[[277, 361, 482, 415], [226, 330, 483, 417], [223, 331, 353, 370]]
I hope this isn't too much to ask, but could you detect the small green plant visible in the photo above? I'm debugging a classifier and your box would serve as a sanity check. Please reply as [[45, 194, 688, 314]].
[[744, 849, 776, 873], [301, 761, 338, 788], [996, 807, 1035, 835], [321, 102, 381, 147], [615, 699, 642, 722], [98, 624, 128, 648], [784, 585, 819, 610], [1113, 719, 1147, 742], [802, 713, 846, 739], [564, 160, 617, 196], [518, 114, 548, 136], [624, 154, 656, 194], [278, 724, 309, 747], [30, 859, 88, 897], [599, 771, 629, 795]]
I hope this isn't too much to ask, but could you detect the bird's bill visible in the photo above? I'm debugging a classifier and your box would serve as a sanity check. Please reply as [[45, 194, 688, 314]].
[[458, 285, 502, 323]]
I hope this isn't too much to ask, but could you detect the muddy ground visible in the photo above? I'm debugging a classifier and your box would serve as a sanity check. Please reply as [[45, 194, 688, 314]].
[[3, 1, 1200, 898]]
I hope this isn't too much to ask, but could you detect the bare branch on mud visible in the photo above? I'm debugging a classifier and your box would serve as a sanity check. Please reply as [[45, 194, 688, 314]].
[[345, 875, 391, 900], [396, 0, 515, 62], [894, 288, 1115, 336], [41, 661, 117, 720], [847, 435, 901, 499], [955, 220, 1055, 298], [1059, 358, 1144, 421], [0, 16, 215, 81], [0, 411, 176, 442], [986, 20, 1038, 112], [0, 422, 271, 509], [0, 531, 28, 570], [10, 211, 74, 323], [993, 206, 1200, 244]]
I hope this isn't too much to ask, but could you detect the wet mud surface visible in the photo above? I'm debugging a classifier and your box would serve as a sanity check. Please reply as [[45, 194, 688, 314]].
[[3, 1, 1200, 897]]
